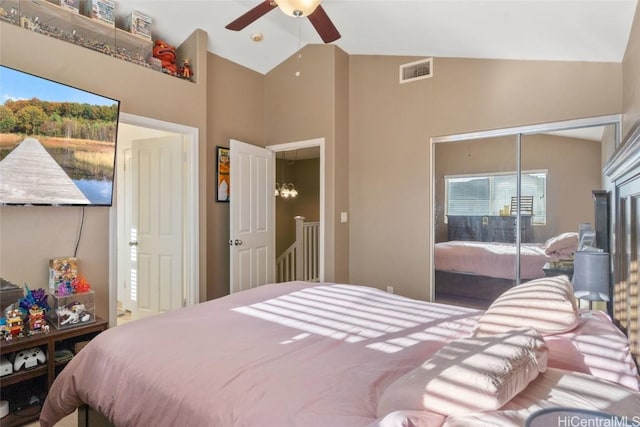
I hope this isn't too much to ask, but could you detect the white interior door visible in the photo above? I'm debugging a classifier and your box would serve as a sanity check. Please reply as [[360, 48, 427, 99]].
[[129, 136, 184, 318], [230, 140, 275, 293]]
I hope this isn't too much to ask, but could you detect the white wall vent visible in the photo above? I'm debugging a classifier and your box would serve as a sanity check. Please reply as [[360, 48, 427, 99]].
[[399, 58, 433, 84]]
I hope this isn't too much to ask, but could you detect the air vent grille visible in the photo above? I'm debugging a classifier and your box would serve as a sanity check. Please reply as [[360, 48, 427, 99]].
[[399, 58, 433, 84]]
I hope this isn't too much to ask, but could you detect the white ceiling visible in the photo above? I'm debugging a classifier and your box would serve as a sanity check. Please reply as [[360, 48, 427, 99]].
[[114, 0, 638, 75]]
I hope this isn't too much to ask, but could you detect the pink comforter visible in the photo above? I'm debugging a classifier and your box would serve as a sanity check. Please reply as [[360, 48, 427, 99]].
[[40, 282, 638, 427], [40, 282, 479, 427], [435, 240, 556, 280]]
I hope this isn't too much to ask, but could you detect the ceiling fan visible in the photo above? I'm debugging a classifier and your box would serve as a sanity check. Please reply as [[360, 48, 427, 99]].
[[225, 0, 341, 43]]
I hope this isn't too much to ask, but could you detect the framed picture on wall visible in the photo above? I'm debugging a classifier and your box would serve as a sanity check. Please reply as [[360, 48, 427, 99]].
[[216, 146, 230, 202]]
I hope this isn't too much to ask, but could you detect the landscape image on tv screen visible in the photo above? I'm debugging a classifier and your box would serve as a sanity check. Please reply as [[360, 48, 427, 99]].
[[0, 65, 120, 206]]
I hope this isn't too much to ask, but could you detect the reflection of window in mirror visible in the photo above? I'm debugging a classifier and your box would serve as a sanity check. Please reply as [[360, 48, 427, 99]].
[[445, 171, 547, 224]]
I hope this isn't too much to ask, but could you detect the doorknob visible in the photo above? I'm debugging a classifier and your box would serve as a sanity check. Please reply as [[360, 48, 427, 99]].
[[129, 241, 138, 247], [234, 239, 243, 246]]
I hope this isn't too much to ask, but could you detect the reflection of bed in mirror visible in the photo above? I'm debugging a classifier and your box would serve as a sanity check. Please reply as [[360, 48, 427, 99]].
[[435, 233, 578, 309]]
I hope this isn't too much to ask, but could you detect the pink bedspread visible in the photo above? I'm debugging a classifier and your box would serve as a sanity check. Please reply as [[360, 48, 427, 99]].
[[40, 282, 479, 427], [435, 240, 555, 280], [39, 282, 638, 427]]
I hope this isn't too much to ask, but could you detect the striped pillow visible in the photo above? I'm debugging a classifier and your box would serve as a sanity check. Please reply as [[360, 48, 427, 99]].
[[473, 275, 579, 337]]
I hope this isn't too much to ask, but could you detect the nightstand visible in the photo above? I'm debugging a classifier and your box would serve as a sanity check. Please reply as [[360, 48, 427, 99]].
[[543, 262, 574, 278]]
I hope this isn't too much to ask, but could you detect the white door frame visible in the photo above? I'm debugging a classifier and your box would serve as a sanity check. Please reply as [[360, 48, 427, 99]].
[[267, 138, 325, 283], [109, 112, 199, 327]]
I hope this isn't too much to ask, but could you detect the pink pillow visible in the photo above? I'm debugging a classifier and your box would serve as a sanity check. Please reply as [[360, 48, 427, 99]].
[[376, 327, 548, 417], [544, 232, 578, 255], [473, 275, 579, 337]]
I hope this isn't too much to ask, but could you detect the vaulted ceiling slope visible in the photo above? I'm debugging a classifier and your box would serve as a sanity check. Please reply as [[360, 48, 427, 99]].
[[115, 0, 639, 75]]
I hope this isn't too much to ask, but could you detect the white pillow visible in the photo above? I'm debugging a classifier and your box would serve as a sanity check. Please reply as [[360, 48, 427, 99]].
[[544, 232, 578, 255], [473, 275, 579, 337], [376, 327, 548, 417]]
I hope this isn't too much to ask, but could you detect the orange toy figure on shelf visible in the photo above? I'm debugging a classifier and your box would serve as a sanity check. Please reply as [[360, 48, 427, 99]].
[[153, 39, 178, 75], [179, 59, 193, 80], [72, 275, 91, 293]]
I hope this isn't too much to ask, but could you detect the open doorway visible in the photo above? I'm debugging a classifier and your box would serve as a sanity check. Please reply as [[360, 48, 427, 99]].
[[109, 113, 199, 327], [268, 139, 325, 283]]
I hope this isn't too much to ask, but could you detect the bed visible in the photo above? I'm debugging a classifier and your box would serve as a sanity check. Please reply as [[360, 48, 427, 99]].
[[41, 121, 640, 426], [40, 277, 640, 427], [434, 233, 578, 308]]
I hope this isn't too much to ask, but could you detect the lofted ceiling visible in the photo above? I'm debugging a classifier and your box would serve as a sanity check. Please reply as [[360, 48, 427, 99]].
[[114, 0, 638, 75]]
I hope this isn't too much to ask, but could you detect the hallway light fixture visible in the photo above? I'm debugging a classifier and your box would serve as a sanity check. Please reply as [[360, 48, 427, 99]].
[[275, 182, 298, 198], [275, 151, 299, 198]]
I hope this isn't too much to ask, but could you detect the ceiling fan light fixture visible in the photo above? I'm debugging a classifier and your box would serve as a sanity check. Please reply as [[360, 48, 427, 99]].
[[276, 0, 321, 17]]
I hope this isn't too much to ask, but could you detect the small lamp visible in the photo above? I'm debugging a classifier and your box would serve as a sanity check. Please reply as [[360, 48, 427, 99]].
[[572, 251, 610, 309]]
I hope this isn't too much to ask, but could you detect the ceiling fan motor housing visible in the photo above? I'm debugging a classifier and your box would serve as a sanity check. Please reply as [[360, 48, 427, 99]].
[[226, 0, 340, 43], [276, 0, 322, 17]]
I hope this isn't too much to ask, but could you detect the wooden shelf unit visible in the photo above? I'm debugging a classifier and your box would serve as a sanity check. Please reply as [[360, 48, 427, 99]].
[[0, 317, 108, 426]]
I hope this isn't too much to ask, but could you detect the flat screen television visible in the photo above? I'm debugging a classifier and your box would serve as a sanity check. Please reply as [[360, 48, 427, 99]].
[[0, 65, 120, 206]]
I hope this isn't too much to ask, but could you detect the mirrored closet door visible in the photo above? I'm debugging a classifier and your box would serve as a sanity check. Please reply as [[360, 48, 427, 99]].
[[431, 117, 619, 309]]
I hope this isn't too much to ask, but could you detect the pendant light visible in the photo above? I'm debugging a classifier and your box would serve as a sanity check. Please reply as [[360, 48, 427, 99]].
[[275, 151, 299, 198]]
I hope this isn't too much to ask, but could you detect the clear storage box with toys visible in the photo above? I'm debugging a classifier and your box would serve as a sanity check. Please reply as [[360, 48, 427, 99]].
[[48, 290, 95, 329], [124, 10, 152, 40], [81, 0, 115, 27]]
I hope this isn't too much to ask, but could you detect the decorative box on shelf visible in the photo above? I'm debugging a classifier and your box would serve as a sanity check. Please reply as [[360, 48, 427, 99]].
[[81, 0, 115, 27], [48, 257, 78, 292], [61, 0, 80, 13], [124, 10, 152, 40], [0, 278, 23, 314], [48, 290, 95, 329]]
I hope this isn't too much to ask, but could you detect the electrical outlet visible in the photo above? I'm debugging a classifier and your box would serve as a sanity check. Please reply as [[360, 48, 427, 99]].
[[386, 286, 394, 294]]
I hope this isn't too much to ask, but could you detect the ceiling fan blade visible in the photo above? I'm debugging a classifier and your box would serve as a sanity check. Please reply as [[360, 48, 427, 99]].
[[307, 5, 341, 43], [226, 1, 277, 31]]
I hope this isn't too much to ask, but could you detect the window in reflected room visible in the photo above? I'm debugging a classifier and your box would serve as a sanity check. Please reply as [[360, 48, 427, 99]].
[[445, 170, 547, 225]]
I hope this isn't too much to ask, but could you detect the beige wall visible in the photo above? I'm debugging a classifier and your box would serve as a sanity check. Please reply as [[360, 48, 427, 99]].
[[0, 23, 208, 319], [333, 48, 350, 283], [3, 3, 639, 313], [434, 135, 602, 244], [623, 2, 640, 139], [265, 45, 350, 283], [349, 56, 621, 301], [206, 54, 264, 299]]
